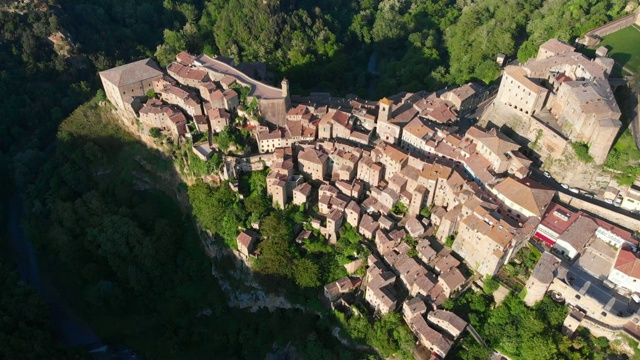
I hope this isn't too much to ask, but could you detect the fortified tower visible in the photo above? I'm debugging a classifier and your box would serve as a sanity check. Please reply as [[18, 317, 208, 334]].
[[282, 78, 290, 109]]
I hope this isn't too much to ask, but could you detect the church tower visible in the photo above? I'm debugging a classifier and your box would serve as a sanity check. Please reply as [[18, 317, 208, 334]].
[[378, 97, 393, 123]]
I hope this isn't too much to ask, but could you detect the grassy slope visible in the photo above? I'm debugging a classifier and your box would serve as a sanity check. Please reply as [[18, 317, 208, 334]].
[[598, 25, 640, 72]]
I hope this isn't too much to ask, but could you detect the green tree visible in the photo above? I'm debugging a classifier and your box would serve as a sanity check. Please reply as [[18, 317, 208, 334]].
[[155, 28, 187, 66], [149, 127, 162, 138], [293, 258, 320, 288], [483, 275, 500, 295]]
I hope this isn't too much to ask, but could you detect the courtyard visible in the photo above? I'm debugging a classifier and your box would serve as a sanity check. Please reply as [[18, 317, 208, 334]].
[[596, 25, 640, 74]]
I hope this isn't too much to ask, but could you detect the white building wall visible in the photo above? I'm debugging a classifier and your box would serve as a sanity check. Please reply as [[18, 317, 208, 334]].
[[552, 239, 579, 260], [608, 269, 640, 294]]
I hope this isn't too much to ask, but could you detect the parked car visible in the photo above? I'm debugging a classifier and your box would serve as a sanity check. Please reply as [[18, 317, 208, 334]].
[[569, 187, 579, 194], [604, 199, 614, 204], [543, 171, 551, 178], [561, 183, 569, 189], [584, 194, 594, 199]]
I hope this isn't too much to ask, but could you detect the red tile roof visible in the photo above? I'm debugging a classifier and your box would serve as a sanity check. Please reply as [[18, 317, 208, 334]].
[[614, 245, 640, 279]]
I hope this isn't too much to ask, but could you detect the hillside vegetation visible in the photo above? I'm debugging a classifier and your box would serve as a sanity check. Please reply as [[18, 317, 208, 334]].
[[24, 99, 357, 358]]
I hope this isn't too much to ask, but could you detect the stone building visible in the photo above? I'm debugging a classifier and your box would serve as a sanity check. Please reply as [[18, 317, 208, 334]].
[[99, 58, 163, 115], [427, 309, 468, 339], [298, 147, 328, 180]]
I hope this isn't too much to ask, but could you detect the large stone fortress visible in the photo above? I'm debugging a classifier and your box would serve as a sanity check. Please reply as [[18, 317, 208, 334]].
[[495, 39, 621, 164]]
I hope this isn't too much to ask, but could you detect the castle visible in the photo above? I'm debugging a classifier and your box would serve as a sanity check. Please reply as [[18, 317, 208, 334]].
[[495, 39, 622, 164]]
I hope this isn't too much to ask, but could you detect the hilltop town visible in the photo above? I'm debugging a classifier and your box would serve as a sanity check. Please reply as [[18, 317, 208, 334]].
[[99, 37, 640, 359]]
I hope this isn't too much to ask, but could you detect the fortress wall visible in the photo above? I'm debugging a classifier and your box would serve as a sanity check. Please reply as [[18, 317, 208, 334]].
[[528, 118, 568, 159], [578, 10, 639, 47], [484, 111, 567, 161]]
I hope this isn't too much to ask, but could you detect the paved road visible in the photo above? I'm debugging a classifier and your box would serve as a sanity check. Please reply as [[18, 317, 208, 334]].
[[559, 258, 639, 317], [528, 167, 640, 221]]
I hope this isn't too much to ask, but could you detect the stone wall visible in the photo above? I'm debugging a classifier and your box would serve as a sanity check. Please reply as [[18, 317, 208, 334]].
[[482, 107, 568, 162], [577, 9, 640, 47]]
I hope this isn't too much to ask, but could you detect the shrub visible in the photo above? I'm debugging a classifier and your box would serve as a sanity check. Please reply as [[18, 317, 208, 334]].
[[571, 142, 593, 163], [483, 275, 500, 294], [445, 234, 455, 247], [149, 128, 162, 138]]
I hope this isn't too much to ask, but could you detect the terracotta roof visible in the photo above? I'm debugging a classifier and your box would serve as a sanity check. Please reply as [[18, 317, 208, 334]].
[[410, 316, 452, 356], [493, 177, 554, 217], [428, 309, 468, 334], [448, 83, 482, 102], [466, 126, 520, 158], [257, 128, 284, 141], [413, 274, 436, 294], [391, 105, 418, 124], [345, 200, 361, 214], [539, 38, 575, 56], [288, 104, 308, 116], [208, 107, 231, 120], [359, 214, 379, 235], [404, 297, 427, 317], [327, 208, 344, 222], [331, 110, 352, 127], [294, 182, 312, 197], [558, 215, 598, 251], [194, 114, 207, 125], [299, 147, 328, 166], [426, 102, 457, 123], [434, 254, 460, 274], [237, 231, 256, 248], [176, 51, 195, 66], [100, 58, 162, 87], [378, 143, 408, 164], [614, 245, 640, 279], [504, 65, 546, 94], [220, 75, 237, 87], [539, 202, 581, 235], [440, 268, 466, 291], [168, 62, 208, 82], [405, 217, 425, 237], [223, 89, 238, 99], [210, 89, 224, 99], [417, 240, 436, 261], [404, 118, 435, 139]]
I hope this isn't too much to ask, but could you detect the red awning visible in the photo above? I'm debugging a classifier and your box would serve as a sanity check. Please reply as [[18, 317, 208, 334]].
[[534, 231, 556, 246]]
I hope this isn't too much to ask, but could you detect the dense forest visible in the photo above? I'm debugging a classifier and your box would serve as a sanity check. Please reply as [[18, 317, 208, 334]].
[[0, 261, 81, 359], [0, 0, 635, 358]]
